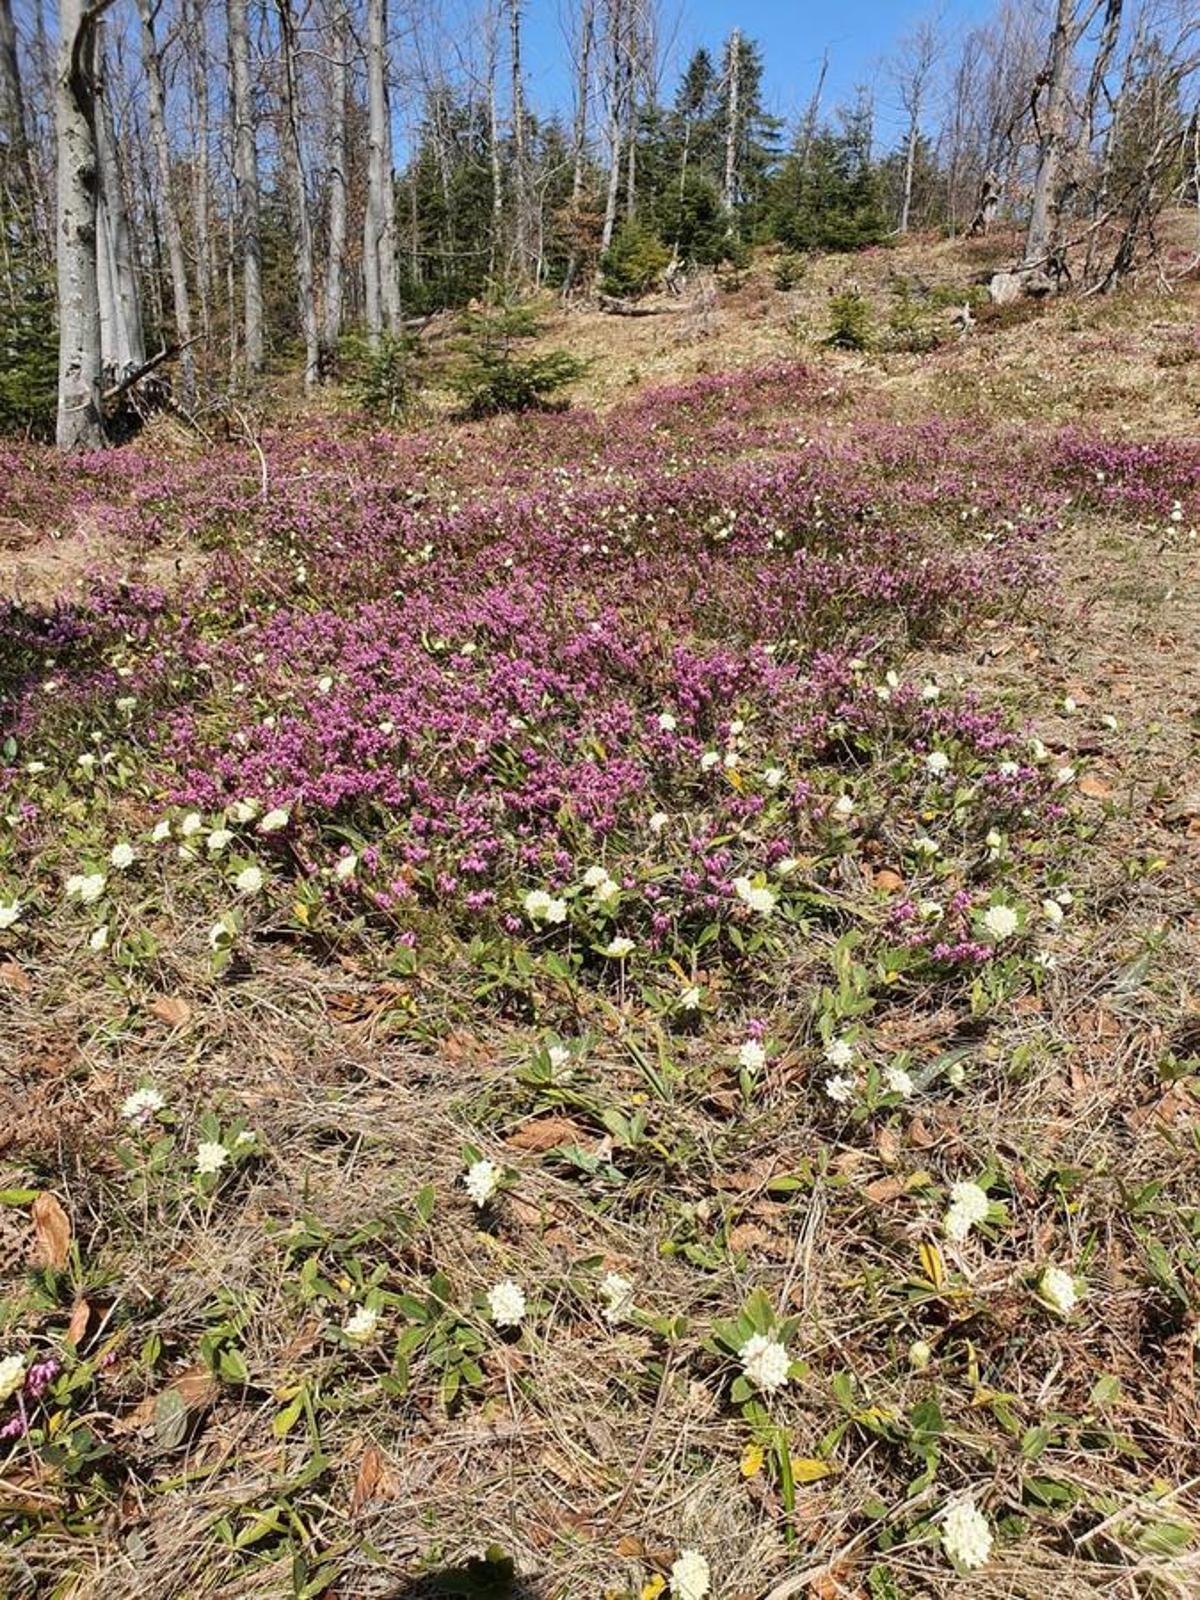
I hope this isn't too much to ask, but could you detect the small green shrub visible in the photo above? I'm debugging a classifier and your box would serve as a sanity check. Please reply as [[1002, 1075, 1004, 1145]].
[[0, 209, 57, 441], [451, 294, 585, 419], [825, 290, 873, 351], [346, 332, 425, 420], [599, 220, 671, 299], [773, 254, 806, 291]]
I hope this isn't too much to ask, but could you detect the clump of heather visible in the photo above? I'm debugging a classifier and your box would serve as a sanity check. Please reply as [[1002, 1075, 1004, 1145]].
[[0, 361, 1105, 1006]]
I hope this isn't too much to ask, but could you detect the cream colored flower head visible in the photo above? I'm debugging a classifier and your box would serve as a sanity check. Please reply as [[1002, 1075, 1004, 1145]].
[[487, 1279, 527, 1329], [0, 1353, 26, 1404], [1039, 1264, 1080, 1316], [600, 1271, 634, 1325], [464, 1158, 500, 1208], [943, 1181, 990, 1242], [941, 1497, 992, 1570], [342, 1305, 379, 1344], [739, 1332, 791, 1394], [670, 1549, 711, 1600], [195, 1140, 229, 1177]]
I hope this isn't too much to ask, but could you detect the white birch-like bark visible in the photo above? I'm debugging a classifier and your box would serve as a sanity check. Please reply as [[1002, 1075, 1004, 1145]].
[[722, 27, 741, 212], [364, 0, 400, 339], [137, 0, 194, 402], [277, 0, 319, 387], [228, 0, 264, 374], [56, 0, 113, 449], [321, 0, 348, 366]]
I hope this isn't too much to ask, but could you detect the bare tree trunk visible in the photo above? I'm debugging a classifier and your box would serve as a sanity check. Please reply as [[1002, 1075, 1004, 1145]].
[[569, 0, 594, 214], [486, 1, 504, 277], [0, 0, 27, 162], [136, 0, 194, 403], [321, 0, 348, 368], [364, 0, 400, 339], [722, 27, 741, 213], [94, 37, 143, 377], [183, 0, 212, 367], [276, 0, 318, 388], [797, 50, 827, 183], [1024, 0, 1074, 265], [228, 0, 263, 375], [899, 118, 919, 234], [600, 0, 624, 253], [894, 20, 938, 235], [509, 0, 531, 279], [56, 0, 115, 450]]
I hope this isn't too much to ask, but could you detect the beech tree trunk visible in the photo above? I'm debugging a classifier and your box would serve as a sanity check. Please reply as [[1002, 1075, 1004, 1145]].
[[509, 0, 531, 279], [277, 0, 319, 388], [321, 0, 348, 368], [228, 0, 264, 375], [486, 1, 503, 275], [95, 38, 144, 377], [722, 27, 741, 212], [0, 0, 27, 159], [137, 0, 195, 404], [56, 0, 115, 449], [1025, 0, 1074, 265], [364, 0, 400, 341], [183, 0, 212, 356], [600, 0, 625, 252]]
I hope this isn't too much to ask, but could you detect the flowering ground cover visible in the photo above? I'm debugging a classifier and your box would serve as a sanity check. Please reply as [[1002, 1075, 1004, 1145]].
[[2, 316, 1200, 1600]]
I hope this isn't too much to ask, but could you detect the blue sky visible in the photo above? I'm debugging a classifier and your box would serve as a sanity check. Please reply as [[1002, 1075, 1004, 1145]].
[[518, 0, 1000, 145]]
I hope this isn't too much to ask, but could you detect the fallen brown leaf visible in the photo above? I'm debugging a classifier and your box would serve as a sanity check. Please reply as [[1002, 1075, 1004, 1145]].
[[31, 1192, 71, 1269], [121, 1364, 218, 1442], [873, 867, 905, 893], [863, 1176, 906, 1203], [505, 1116, 585, 1152], [65, 1299, 92, 1347], [0, 961, 31, 995], [350, 1444, 401, 1514], [1078, 773, 1113, 799], [149, 995, 192, 1028]]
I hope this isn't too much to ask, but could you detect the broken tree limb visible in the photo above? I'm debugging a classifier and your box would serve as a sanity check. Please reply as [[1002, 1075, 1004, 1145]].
[[597, 294, 680, 317], [102, 337, 201, 404]]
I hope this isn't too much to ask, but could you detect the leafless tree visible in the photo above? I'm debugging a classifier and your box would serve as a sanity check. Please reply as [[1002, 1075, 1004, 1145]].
[[137, 0, 195, 403], [892, 17, 941, 233], [228, 0, 264, 374], [55, 0, 118, 448]]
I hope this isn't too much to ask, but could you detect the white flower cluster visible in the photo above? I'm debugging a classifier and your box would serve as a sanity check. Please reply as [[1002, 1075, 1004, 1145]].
[[66, 872, 106, 904], [524, 889, 566, 924], [600, 1271, 634, 1325], [0, 1352, 26, 1403], [342, 1305, 380, 1344], [121, 1086, 166, 1125], [733, 876, 777, 916], [1039, 1264, 1080, 1316], [941, 1497, 993, 1570], [739, 1332, 791, 1394], [488, 1279, 527, 1328], [737, 1039, 766, 1073], [982, 903, 1019, 941], [464, 1158, 500, 1208], [583, 864, 620, 904], [195, 1140, 229, 1176], [669, 1549, 711, 1600], [943, 1181, 990, 1242]]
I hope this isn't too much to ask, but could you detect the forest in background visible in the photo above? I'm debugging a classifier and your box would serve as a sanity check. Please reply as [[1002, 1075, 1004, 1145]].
[[0, 0, 1197, 447]]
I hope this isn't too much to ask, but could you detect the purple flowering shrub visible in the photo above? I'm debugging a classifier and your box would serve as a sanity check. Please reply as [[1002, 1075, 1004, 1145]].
[[4, 358, 1172, 995]]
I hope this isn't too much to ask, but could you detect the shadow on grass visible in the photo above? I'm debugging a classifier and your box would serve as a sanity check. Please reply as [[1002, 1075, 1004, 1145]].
[[389, 1552, 543, 1599]]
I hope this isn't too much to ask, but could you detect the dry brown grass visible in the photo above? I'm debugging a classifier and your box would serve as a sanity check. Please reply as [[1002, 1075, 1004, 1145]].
[[3, 229, 1200, 1600]]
